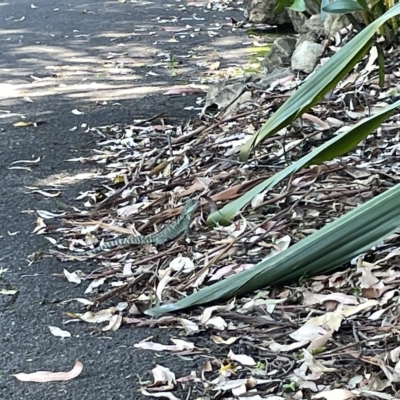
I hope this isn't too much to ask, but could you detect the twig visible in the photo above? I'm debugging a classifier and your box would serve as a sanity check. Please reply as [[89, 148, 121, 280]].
[[87, 273, 151, 311]]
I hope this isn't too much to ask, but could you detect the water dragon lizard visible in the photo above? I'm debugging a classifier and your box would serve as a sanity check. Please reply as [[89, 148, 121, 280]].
[[68, 198, 199, 256]]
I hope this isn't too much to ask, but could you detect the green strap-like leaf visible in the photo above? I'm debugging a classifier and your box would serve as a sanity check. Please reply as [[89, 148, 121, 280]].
[[147, 182, 400, 316], [207, 98, 400, 226], [239, 3, 400, 161], [323, 0, 368, 13]]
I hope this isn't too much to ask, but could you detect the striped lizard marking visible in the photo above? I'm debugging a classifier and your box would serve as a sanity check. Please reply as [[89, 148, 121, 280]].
[[73, 198, 199, 256]]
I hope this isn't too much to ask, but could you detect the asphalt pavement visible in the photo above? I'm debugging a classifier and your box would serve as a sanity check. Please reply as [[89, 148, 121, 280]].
[[0, 1, 244, 398]]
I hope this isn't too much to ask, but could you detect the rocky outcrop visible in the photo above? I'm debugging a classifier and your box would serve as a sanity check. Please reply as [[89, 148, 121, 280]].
[[244, 0, 354, 74], [202, 0, 360, 115]]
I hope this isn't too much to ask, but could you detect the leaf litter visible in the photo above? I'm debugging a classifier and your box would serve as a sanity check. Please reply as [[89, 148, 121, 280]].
[[31, 15, 400, 400]]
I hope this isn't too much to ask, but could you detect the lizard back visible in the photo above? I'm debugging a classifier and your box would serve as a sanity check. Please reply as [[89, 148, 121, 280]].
[[74, 198, 199, 255]]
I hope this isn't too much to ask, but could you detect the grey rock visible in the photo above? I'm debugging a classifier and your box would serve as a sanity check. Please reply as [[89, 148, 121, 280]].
[[300, 14, 325, 36], [262, 36, 297, 73], [286, 9, 308, 33], [291, 40, 325, 73], [324, 14, 350, 37]]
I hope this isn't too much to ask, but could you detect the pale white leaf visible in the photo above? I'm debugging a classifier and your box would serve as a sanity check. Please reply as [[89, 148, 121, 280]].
[[140, 389, 179, 400], [170, 338, 195, 350], [36, 210, 65, 219], [134, 341, 184, 352], [251, 193, 265, 208], [179, 318, 199, 334], [169, 256, 195, 273], [29, 190, 60, 198], [302, 349, 336, 373], [84, 278, 106, 293], [0, 289, 17, 295], [152, 365, 176, 385], [10, 157, 40, 165], [63, 269, 81, 284], [48, 326, 71, 338], [44, 236, 57, 245], [77, 308, 117, 323], [228, 350, 256, 366], [204, 316, 227, 330], [269, 340, 309, 352], [71, 109, 84, 115], [102, 315, 122, 331], [199, 303, 234, 324], [312, 388, 356, 399], [13, 360, 83, 382], [290, 324, 328, 342], [211, 335, 238, 345]]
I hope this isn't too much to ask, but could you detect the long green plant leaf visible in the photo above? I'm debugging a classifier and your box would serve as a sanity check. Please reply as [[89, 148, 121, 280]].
[[147, 182, 400, 316], [207, 98, 400, 226], [275, 0, 306, 11], [239, 3, 400, 161], [323, 0, 368, 13]]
